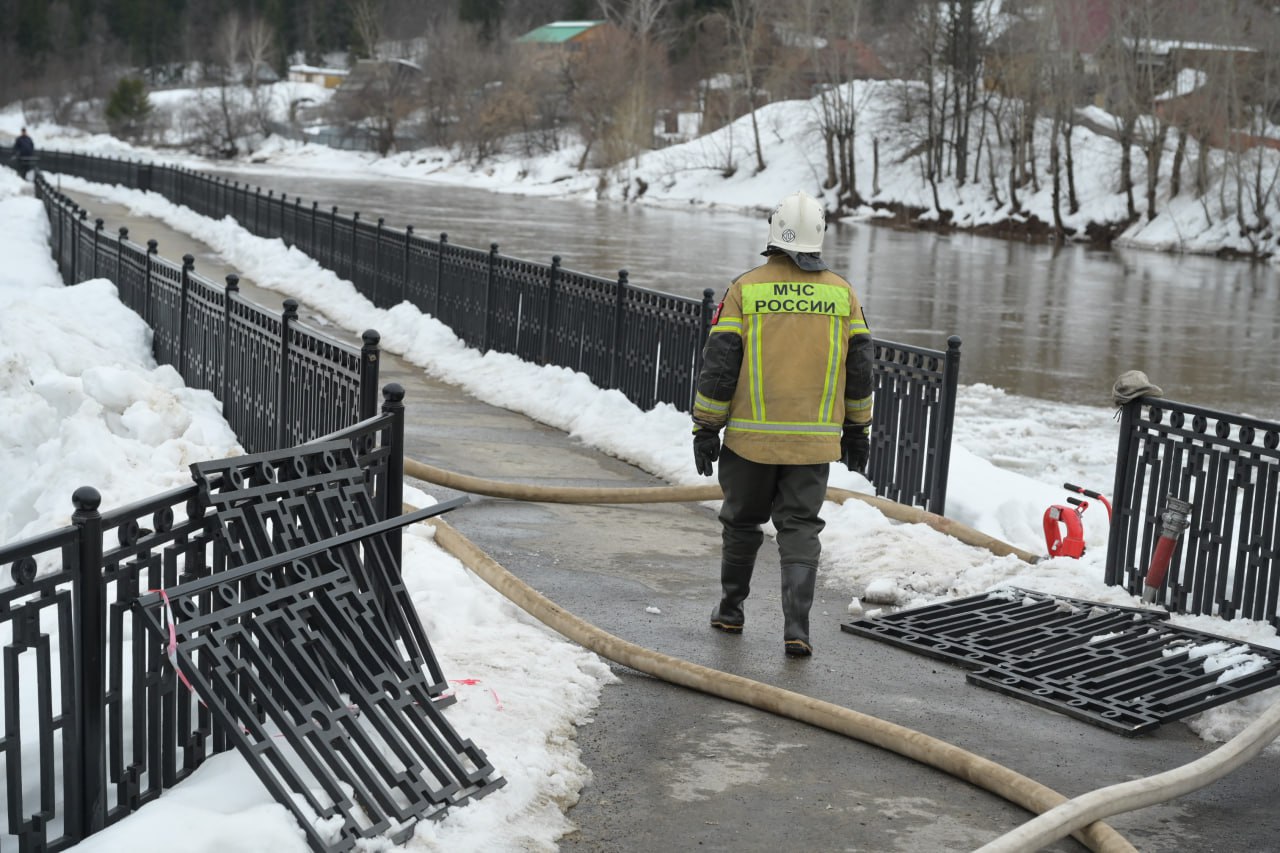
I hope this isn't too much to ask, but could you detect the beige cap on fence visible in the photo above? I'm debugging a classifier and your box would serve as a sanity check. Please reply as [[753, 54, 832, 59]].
[[1112, 370, 1164, 407]]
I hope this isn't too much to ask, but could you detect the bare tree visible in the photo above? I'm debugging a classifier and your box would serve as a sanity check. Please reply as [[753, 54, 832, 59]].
[[598, 0, 674, 159], [784, 0, 871, 207], [716, 0, 769, 174], [244, 16, 276, 89], [328, 0, 426, 156], [945, 0, 981, 186], [181, 12, 251, 157], [908, 1, 947, 216], [1095, 0, 1175, 221], [350, 0, 383, 60], [564, 26, 639, 169]]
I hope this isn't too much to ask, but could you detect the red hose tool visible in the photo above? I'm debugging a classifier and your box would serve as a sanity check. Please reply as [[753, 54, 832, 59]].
[[1141, 496, 1193, 603], [1063, 483, 1112, 522], [1043, 483, 1111, 559]]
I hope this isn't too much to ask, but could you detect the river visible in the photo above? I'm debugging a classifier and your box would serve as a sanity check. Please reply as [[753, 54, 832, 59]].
[[215, 167, 1280, 420]]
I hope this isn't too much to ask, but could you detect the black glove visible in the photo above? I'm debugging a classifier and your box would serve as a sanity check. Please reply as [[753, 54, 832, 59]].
[[693, 428, 721, 477], [841, 424, 870, 473]]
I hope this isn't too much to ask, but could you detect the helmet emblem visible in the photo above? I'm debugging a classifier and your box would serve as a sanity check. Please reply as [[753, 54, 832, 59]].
[[781, 228, 796, 243]]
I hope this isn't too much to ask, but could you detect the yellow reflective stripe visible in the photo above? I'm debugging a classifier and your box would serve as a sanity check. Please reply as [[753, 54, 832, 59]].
[[848, 317, 870, 336], [712, 317, 743, 334], [819, 315, 840, 422], [741, 282, 850, 316], [694, 392, 730, 415], [845, 395, 872, 419], [727, 419, 842, 436], [747, 314, 764, 420]]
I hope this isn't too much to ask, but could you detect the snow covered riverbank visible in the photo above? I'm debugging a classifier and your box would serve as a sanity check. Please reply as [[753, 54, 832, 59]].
[[6, 77, 1278, 264]]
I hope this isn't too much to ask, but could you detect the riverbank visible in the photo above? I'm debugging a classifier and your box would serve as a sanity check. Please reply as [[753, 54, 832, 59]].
[[5, 77, 1278, 264]]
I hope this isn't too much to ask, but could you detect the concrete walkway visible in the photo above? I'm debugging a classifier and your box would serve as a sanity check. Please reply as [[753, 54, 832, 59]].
[[53, 185, 1280, 853]]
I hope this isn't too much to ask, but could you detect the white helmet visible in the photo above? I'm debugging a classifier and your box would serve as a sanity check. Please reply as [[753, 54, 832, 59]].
[[767, 191, 826, 255]]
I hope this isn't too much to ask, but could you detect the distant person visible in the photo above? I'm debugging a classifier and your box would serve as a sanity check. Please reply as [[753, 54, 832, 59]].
[[12, 128, 35, 179], [691, 189, 874, 657]]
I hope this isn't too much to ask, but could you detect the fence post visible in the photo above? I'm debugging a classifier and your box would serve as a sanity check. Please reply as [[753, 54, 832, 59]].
[[929, 335, 963, 516], [93, 218, 104, 279], [403, 225, 414, 306], [277, 298, 298, 450], [310, 201, 318, 255], [75, 209, 87, 281], [253, 187, 262, 234], [116, 226, 128, 296], [329, 205, 338, 270], [179, 254, 194, 379], [144, 239, 158, 328], [267, 190, 275, 237], [1105, 401, 1140, 587], [222, 274, 239, 418], [482, 242, 498, 353], [374, 217, 385, 307], [610, 270, 629, 389], [435, 233, 447, 317], [293, 197, 302, 249], [540, 255, 560, 365], [67, 204, 77, 283], [51, 194, 63, 278], [351, 212, 362, 287], [72, 485, 106, 839], [381, 383, 405, 528], [360, 330, 381, 422], [79, 210, 89, 280]]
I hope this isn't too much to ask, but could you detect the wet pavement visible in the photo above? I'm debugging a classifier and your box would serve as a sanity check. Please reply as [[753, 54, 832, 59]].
[[53, 184, 1280, 853]]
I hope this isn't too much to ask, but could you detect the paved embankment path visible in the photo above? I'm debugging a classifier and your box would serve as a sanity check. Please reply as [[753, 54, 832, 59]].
[[52, 184, 1279, 853]]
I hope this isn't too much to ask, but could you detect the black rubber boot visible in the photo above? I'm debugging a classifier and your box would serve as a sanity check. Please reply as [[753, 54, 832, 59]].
[[710, 559, 754, 633], [781, 564, 817, 656]]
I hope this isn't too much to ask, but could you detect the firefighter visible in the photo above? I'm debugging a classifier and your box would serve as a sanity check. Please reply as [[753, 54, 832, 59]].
[[691, 190, 873, 657]]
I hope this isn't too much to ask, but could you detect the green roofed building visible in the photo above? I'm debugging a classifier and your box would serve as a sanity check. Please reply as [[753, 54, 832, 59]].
[[516, 20, 610, 48]]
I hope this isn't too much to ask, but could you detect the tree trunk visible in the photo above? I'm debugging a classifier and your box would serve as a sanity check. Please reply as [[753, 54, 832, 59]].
[[1170, 127, 1187, 199], [1050, 114, 1064, 239], [749, 100, 766, 173], [1063, 118, 1079, 214], [824, 131, 837, 189], [1145, 122, 1167, 220], [1195, 136, 1209, 198], [1120, 117, 1137, 219], [872, 136, 880, 196], [1008, 125, 1021, 212]]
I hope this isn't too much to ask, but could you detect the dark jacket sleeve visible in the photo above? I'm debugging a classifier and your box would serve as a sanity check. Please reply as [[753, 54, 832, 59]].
[[844, 307, 873, 428], [691, 286, 744, 431]]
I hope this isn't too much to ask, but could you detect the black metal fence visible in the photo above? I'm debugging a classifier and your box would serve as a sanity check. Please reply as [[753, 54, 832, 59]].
[[31, 149, 961, 514], [1107, 397, 1280, 630], [33, 173, 380, 454], [0, 395, 406, 852]]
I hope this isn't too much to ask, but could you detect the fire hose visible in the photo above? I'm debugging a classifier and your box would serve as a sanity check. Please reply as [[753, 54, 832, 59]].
[[403, 456, 1133, 852], [402, 458, 1041, 564]]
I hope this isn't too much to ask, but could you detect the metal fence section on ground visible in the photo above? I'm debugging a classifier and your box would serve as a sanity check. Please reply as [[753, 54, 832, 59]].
[[28, 149, 962, 514], [0, 396, 407, 852], [1107, 397, 1280, 629], [33, 174, 379, 455]]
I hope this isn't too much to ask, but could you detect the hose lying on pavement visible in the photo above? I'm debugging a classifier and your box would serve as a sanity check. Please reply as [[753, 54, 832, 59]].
[[421, 517, 1133, 853], [974, 697, 1280, 852], [402, 457, 1040, 564]]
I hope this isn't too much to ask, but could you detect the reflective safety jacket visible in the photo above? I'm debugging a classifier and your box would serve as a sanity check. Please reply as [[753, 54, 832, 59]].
[[692, 253, 873, 465]]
